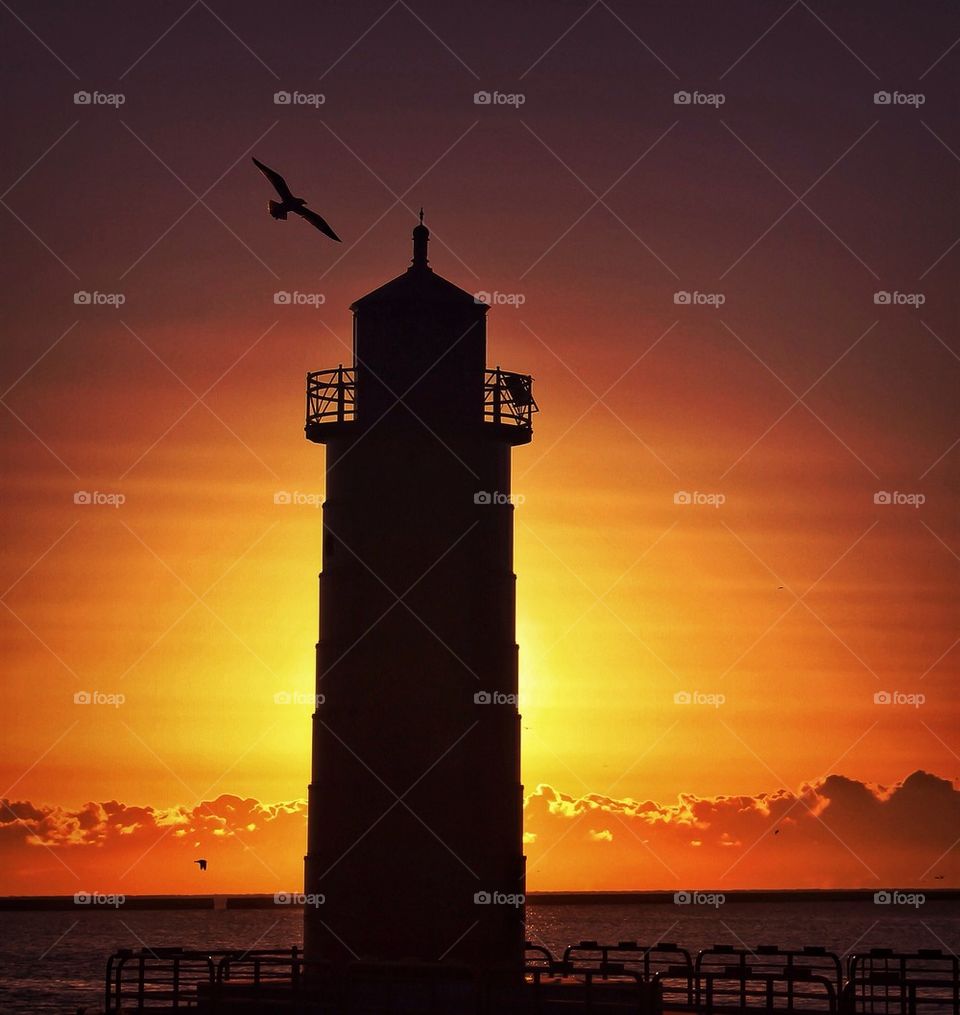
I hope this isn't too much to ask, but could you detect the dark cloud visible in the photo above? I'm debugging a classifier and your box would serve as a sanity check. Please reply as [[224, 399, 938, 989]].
[[523, 771, 960, 888]]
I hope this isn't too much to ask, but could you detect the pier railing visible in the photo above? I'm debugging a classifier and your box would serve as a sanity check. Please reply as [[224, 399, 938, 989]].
[[844, 950, 960, 1015], [103, 942, 960, 1014], [692, 946, 840, 1014], [104, 947, 224, 1011], [559, 940, 695, 1006]]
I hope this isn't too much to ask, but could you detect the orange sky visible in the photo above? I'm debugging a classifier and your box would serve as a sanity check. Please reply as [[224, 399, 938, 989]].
[[1, 0, 958, 895]]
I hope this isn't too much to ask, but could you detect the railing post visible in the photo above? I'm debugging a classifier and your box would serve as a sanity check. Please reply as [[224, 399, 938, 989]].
[[104, 956, 114, 1014], [493, 367, 502, 425], [337, 364, 345, 423]]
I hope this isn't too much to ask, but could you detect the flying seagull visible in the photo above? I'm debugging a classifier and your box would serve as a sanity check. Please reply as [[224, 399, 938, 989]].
[[252, 158, 341, 242], [194, 858, 207, 872]]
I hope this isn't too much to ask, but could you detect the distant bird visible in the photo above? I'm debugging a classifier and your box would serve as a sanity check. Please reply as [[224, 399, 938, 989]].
[[252, 158, 341, 242], [773, 828, 780, 835], [194, 858, 207, 872], [934, 874, 944, 880]]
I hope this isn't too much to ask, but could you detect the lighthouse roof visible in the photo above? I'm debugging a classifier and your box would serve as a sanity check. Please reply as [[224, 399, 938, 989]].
[[350, 216, 484, 312]]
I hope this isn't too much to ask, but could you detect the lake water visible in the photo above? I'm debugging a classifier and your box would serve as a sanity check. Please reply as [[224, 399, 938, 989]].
[[1, 899, 957, 1013]]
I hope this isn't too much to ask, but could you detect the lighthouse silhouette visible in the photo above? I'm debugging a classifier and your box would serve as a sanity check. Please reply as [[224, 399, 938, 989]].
[[303, 216, 536, 973]]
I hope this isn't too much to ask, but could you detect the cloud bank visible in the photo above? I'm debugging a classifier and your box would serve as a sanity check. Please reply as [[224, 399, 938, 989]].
[[2, 772, 956, 895]]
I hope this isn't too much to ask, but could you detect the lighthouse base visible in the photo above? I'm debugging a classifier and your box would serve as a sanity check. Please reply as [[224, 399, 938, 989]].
[[194, 966, 657, 1014]]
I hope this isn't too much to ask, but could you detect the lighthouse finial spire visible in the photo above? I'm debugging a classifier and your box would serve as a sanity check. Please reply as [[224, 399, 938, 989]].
[[411, 209, 429, 269]]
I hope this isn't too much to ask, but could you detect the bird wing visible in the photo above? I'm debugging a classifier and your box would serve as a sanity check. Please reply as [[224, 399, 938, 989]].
[[296, 205, 341, 242], [252, 158, 295, 202]]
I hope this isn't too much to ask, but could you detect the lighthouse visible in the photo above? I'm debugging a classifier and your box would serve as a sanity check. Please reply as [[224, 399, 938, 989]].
[[302, 218, 536, 972]]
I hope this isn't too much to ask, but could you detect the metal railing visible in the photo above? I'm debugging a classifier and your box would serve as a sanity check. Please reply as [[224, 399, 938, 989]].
[[694, 946, 843, 1013], [104, 947, 223, 1011], [560, 940, 695, 1007], [305, 365, 537, 436], [306, 365, 356, 428], [525, 941, 555, 969], [485, 367, 537, 431], [844, 950, 960, 1015], [217, 946, 303, 988], [101, 942, 960, 1014]]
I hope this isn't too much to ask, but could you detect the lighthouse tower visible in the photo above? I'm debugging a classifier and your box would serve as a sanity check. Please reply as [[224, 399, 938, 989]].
[[303, 218, 535, 972]]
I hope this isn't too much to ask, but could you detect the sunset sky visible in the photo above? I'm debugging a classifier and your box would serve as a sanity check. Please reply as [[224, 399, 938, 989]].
[[1, 0, 958, 896]]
